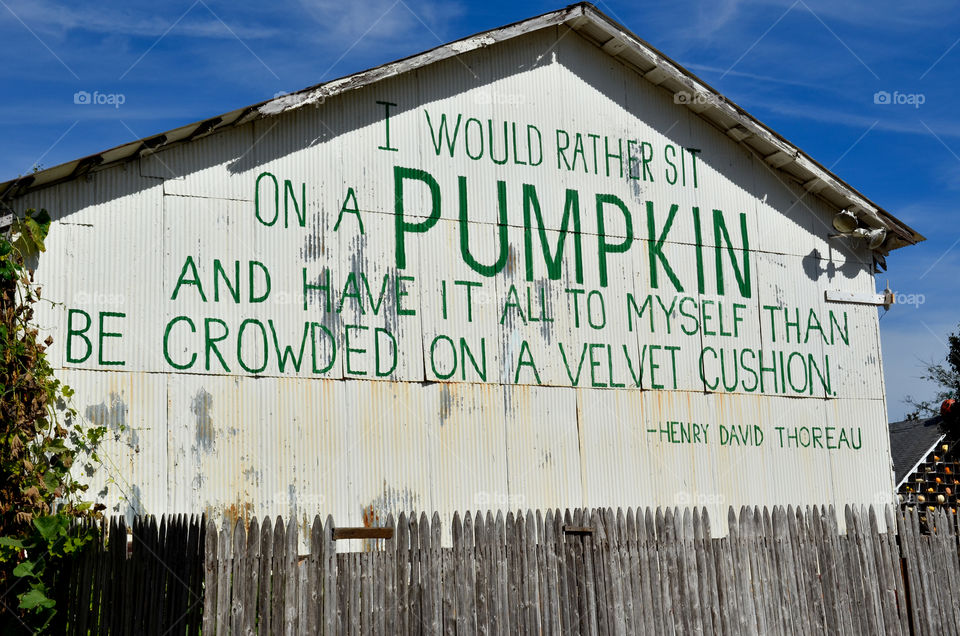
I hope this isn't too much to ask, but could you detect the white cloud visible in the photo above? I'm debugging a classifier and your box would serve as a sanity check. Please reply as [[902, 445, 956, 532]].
[[2, 1, 280, 40]]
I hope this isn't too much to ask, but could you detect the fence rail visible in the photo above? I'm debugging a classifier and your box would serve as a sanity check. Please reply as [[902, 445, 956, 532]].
[[47, 504, 960, 634]]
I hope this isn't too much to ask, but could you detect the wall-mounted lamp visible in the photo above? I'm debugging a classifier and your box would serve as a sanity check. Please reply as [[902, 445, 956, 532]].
[[851, 227, 887, 250], [832, 208, 858, 233]]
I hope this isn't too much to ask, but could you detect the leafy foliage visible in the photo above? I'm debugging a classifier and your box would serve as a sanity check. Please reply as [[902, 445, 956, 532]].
[[0, 209, 106, 632], [905, 324, 960, 419]]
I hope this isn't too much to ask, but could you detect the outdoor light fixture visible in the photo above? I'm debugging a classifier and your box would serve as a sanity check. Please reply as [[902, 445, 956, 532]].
[[832, 208, 859, 233], [851, 227, 888, 250]]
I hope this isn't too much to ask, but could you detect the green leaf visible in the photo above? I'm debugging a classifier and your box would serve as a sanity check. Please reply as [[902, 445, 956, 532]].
[[33, 515, 67, 542], [18, 586, 55, 611], [13, 560, 38, 579], [42, 470, 60, 493], [0, 537, 25, 548]]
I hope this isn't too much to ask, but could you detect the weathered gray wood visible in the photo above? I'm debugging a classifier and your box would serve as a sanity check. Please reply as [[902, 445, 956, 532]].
[[230, 520, 249, 634], [762, 507, 785, 636], [109, 504, 960, 636], [350, 552, 361, 636], [543, 510, 561, 636], [419, 512, 435, 636], [202, 519, 218, 636], [271, 517, 286, 636], [517, 511, 534, 635], [396, 512, 410, 636], [432, 512, 443, 634], [655, 508, 676, 634], [940, 508, 960, 635], [779, 506, 799, 636], [377, 548, 386, 636], [692, 509, 712, 636], [323, 515, 337, 635], [258, 518, 274, 636], [535, 510, 549, 636], [682, 508, 703, 636], [883, 506, 909, 636], [243, 519, 260, 636], [866, 507, 898, 636], [408, 513, 421, 636], [603, 508, 626, 636], [475, 511, 489, 636], [307, 517, 321, 636], [383, 514, 396, 636], [742, 508, 767, 636], [729, 508, 757, 636], [641, 508, 663, 636], [797, 508, 824, 636], [465, 512, 479, 635], [579, 509, 599, 636], [523, 510, 541, 635], [216, 522, 233, 636], [899, 507, 923, 635], [850, 506, 881, 636], [284, 519, 299, 636], [664, 507, 685, 635], [564, 509, 584, 635], [505, 511, 520, 635], [927, 508, 954, 636], [595, 508, 614, 635], [626, 508, 651, 636], [443, 545, 457, 636], [452, 512, 467, 635], [913, 507, 940, 636], [808, 508, 836, 635], [361, 544, 373, 636], [488, 511, 503, 636], [713, 535, 737, 636]]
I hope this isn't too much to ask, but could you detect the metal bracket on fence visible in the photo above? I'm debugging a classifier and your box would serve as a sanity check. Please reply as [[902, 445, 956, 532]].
[[332, 526, 395, 540], [562, 525, 595, 535]]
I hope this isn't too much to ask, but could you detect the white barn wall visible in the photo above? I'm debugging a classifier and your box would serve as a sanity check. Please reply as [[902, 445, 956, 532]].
[[14, 27, 893, 541]]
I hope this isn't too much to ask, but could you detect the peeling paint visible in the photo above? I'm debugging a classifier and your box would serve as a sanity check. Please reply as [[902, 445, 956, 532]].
[[86, 392, 137, 448], [191, 388, 215, 451], [439, 384, 453, 426]]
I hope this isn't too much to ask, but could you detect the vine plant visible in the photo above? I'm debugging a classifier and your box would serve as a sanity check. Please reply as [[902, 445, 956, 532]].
[[0, 209, 106, 632]]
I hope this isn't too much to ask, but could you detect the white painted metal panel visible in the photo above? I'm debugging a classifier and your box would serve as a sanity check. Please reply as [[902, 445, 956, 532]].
[[11, 25, 897, 539]]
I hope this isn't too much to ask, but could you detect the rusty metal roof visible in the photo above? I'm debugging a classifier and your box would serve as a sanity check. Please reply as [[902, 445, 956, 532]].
[[0, 2, 923, 250]]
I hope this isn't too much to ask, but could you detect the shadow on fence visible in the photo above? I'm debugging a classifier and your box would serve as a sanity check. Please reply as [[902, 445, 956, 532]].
[[50, 504, 960, 634]]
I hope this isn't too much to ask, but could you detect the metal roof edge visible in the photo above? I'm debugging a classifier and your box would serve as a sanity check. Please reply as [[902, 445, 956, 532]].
[[896, 433, 945, 489], [0, 1, 924, 249]]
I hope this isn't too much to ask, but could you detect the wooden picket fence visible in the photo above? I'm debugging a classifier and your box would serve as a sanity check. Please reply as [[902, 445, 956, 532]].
[[199, 504, 960, 635], [48, 504, 960, 634], [50, 515, 205, 635]]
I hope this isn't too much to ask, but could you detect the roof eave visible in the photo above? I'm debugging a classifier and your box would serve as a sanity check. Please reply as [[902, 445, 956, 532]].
[[0, 2, 924, 249]]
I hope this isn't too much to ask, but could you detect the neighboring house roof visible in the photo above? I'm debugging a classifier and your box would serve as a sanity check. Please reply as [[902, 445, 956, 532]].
[[890, 416, 944, 486], [0, 2, 924, 251]]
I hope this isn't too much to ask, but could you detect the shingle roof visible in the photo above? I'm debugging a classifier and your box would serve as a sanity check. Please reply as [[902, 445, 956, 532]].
[[889, 416, 944, 485]]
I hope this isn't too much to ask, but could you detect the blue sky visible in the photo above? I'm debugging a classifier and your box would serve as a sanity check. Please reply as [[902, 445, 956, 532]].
[[0, 0, 957, 419]]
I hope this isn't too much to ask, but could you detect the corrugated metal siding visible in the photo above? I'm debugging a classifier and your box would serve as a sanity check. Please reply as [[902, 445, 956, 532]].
[[14, 27, 893, 541]]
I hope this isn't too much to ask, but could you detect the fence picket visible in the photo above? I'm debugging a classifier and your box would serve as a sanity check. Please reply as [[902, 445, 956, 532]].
[[49, 503, 960, 635]]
